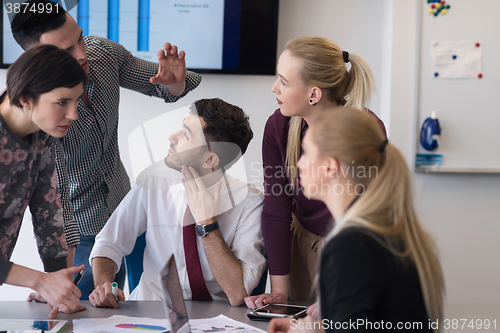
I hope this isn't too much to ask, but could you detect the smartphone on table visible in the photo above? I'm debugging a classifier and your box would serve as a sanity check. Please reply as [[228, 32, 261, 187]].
[[248, 304, 308, 321]]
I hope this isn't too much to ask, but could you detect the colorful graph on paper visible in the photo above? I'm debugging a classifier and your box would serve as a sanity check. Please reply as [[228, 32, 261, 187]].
[[115, 323, 167, 331]]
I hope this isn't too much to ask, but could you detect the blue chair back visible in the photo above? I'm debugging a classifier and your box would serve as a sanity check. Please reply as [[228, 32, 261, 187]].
[[124, 232, 147, 292]]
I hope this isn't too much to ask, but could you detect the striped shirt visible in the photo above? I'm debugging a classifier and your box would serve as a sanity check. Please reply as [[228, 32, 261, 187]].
[[56, 35, 202, 237]]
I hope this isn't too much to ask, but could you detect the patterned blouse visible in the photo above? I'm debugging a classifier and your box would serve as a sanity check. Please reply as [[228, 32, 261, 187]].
[[0, 100, 68, 285]]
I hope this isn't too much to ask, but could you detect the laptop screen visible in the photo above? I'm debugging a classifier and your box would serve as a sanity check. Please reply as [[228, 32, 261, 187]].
[[159, 255, 191, 333]]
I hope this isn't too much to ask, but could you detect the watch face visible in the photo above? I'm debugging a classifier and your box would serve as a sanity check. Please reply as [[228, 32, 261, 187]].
[[195, 224, 205, 237]]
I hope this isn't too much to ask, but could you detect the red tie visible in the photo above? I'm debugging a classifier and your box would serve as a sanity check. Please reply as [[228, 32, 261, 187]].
[[182, 206, 212, 301]]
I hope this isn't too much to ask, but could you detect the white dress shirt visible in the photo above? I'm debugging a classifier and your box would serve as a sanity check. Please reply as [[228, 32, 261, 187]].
[[90, 161, 266, 301]]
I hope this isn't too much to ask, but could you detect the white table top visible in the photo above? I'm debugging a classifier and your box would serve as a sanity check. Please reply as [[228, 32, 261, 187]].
[[1, 301, 499, 333], [0, 300, 270, 332]]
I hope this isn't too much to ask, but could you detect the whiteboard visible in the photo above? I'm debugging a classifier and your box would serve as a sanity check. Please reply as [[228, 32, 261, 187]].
[[416, 0, 500, 172]]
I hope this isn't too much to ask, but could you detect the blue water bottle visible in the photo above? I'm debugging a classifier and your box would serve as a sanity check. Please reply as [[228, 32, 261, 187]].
[[420, 111, 441, 151]]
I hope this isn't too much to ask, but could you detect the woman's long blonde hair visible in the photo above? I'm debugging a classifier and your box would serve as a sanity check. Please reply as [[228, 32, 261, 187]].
[[285, 37, 376, 188], [311, 107, 444, 326]]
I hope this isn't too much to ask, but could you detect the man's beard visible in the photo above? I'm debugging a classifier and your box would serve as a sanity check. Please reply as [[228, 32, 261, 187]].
[[164, 147, 204, 173]]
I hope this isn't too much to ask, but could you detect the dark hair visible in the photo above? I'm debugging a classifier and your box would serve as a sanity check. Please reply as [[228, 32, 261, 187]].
[[191, 98, 253, 170], [11, 0, 68, 50], [7, 44, 87, 108]]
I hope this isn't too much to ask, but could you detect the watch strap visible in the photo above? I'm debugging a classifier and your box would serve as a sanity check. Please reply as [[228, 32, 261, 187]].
[[204, 221, 219, 234]]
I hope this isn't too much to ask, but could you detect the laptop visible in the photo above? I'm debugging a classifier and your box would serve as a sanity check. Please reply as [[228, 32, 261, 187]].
[[159, 255, 191, 333]]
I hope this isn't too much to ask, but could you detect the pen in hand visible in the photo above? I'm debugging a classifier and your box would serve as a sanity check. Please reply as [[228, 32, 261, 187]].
[[51, 267, 85, 317], [74, 269, 84, 285], [112, 282, 119, 302]]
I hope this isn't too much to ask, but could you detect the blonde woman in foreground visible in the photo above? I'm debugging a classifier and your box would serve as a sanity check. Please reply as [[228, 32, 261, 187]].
[[268, 107, 444, 333]]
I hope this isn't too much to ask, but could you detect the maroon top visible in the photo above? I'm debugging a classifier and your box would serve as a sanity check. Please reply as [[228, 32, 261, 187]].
[[261, 109, 387, 275]]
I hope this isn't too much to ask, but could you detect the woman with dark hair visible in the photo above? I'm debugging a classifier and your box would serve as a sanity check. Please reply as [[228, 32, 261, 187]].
[[0, 44, 87, 317]]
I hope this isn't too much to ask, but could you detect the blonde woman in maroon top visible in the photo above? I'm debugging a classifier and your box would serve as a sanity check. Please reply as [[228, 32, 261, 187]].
[[245, 37, 386, 310]]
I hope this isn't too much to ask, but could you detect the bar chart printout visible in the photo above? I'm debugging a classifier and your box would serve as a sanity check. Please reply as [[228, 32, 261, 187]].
[[3, 0, 225, 70]]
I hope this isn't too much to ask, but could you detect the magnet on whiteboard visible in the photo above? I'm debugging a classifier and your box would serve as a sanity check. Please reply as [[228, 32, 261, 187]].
[[434, 72, 439, 77], [475, 42, 480, 47], [478, 73, 483, 78]]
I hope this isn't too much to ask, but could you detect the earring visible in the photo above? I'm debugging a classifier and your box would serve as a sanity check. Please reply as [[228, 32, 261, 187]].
[[310, 99, 317, 106]]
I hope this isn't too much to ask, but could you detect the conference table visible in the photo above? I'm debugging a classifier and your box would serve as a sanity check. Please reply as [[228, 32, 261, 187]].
[[1, 301, 500, 333], [0, 300, 274, 332]]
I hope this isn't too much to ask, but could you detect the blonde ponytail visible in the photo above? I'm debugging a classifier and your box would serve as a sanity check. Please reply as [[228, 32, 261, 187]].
[[283, 37, 376, 188], [343, 53, 377, 110], [312, 108, 444, 327]]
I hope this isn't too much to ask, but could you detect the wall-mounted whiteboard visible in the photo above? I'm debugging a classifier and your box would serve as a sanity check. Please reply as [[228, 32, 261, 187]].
[[416, 0, 500, 173]]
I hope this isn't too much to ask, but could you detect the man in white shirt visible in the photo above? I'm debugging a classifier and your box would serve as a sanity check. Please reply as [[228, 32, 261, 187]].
[[89, 98, 266, 307]]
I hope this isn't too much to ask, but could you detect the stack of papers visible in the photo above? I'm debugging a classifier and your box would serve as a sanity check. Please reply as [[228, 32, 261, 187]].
[[189, 314, 266, 333]]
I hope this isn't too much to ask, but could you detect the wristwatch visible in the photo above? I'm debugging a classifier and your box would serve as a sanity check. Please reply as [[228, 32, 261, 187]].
[[195, 221, 220, 237]]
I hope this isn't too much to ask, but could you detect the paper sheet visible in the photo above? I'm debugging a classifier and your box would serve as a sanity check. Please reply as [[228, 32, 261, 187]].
[[189, 314, 266, 333], [430, 41, 482, 78], [73, 315, 171, 333]]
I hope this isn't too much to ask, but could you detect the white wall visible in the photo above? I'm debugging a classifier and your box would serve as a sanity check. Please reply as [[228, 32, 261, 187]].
[[2, 0, 499, 305], [390, 0, 500, 304]]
